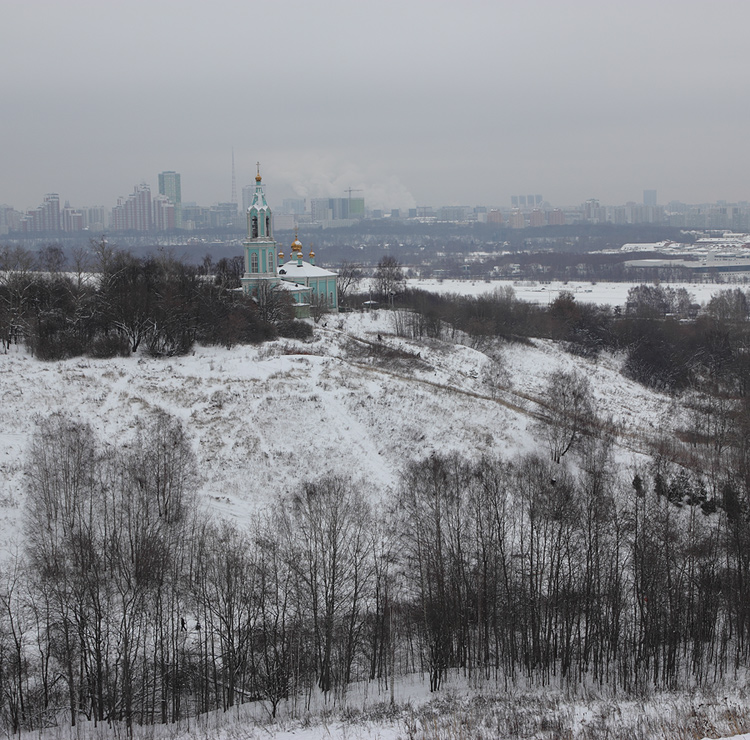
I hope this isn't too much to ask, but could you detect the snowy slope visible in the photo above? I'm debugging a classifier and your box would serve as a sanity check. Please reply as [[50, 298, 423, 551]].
[[2, 308, 747, 740], [0, 309, 678, 557]]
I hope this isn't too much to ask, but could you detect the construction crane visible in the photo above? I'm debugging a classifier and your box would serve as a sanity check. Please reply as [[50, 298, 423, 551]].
[[344, 187, 363, 200]]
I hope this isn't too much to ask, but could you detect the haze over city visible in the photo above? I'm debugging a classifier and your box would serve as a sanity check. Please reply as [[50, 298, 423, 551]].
[[4, 0, 750, 212]]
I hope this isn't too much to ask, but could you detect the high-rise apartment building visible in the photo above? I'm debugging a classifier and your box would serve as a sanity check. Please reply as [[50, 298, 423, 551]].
[[310, 197, 364, 222], [529, 209, 546, 227], [210, 202, 238, 228], [43, 193, 60, 231], [509, 209, 525, 229], [158, 171, 182, 228], [282, 198, 306, 215], [111, 184, 152, 231], [21, 193, 61, 232], [348, 197, 365, 219], [153, 195, 175, 231], [511, 194, 543, 208], [310, 198, 332, 222], [62, 203, 84, 232], [644, 189, 657, 206], [87, 206, 108, 231], [0, 205, 21, 235], [132, 183, 152, 231]]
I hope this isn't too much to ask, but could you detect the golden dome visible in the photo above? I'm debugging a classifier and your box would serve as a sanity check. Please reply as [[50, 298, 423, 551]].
[[255, 173, 262, 182], [309, 250, 315, 259]]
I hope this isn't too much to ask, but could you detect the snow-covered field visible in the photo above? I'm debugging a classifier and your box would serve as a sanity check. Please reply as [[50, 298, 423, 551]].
[[406, 277, 743, 307]]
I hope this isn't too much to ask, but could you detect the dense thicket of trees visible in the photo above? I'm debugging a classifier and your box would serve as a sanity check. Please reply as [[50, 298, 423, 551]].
[[2, 398, 750, 732], [0, 243, 307, 359]]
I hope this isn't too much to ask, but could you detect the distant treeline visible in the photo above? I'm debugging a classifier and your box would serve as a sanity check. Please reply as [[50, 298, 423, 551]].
[[3, 403, 750, 732]]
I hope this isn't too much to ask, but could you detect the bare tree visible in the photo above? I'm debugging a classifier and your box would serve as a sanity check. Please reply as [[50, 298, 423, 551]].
[[253, 520, 296, 718], [194, 521, 259, 711], [214, 255, 244, 289], [255, 280, 294, 325], [706, 288, 749, 323], [0, 246, 37, 350], [373, 256, 404, 302], [541, 369, 596, 463], [399, 454, 471, 691], [281, 476, 373, 696], [24, 414, 100, 727], [89, 236, 116, 274], [336, 261, 363, 306], [70, 245, 91, 285], [309, 291, 330, 324], [37, 244, 66, 274]]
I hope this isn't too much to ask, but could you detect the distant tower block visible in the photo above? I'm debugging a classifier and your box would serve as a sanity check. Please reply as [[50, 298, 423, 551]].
[[644, 189, 657, 206], [158, 171, 182, 228]]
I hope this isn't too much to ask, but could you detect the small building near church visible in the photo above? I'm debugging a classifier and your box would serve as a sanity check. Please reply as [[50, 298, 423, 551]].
[[240, 168, 337, 319], [278, 237, 338, 313]]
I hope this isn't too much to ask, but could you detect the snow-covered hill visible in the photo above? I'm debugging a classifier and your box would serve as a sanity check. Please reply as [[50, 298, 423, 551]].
[[0, 309, 678, 555], [4, 309, 749, 740]]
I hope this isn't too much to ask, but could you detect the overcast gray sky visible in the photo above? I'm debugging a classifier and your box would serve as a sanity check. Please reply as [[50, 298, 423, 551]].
[[3, 0, 750, 212]]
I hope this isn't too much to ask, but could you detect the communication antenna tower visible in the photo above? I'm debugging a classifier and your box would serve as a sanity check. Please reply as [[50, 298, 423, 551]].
[[231, 147, 237, 206]]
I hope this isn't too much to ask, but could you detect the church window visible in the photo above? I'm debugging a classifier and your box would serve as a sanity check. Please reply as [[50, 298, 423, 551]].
[[251, 253, 259, 273], [251, 215, 258, 238], [266, 216, 271, 237]]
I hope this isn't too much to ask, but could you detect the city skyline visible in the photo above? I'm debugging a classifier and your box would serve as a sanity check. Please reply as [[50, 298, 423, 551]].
[[7, 156, 750, 220], [4, 1, 750, 212], [9, 178, 750, 236]]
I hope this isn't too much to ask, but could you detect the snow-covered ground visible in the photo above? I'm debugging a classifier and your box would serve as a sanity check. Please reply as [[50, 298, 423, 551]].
[[1, 305, 746, 740], [1, 309, 677, 556], [406, 277, 743, 307], [27, 672, 750, 740]]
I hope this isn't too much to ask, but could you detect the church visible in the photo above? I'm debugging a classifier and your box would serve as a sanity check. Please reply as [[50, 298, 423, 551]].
[[240, 168, 338, 319]]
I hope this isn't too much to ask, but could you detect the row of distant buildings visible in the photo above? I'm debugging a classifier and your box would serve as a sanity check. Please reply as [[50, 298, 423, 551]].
[[0, 171, 371, 235], [0, 172, 186, 235], [5, 179, 750, 235]]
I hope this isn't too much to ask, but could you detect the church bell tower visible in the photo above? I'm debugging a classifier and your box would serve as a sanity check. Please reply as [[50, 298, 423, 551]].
[[241, 164, 278, 296]]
